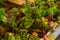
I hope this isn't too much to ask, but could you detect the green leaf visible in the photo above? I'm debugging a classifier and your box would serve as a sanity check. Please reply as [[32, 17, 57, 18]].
[[43, 22, 50, 30], [0, 8, 5, 15], [10, 16, 17, 27], [21, 8, 28, 14], [49, 34, 54, 40], [33, 37, 39, 40], [15, 34, 21, 40], [35, 18, 41, 23], [11, 7, 19, 13], [5, 33, 15, 40], [29, 36, 39, 40], [9, 35, 15, 40], [0, 8, 7, 23], [11, 16, 16, 21], [41, 9, 47, 17], [33, 7, 41, 19], [11, 21, 17, 27], [19, 31, 30, 40], [1, 15, 7, 23], [24, 19, 34, 29]]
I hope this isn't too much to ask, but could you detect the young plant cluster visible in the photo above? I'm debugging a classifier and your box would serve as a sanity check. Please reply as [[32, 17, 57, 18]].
[[0, 0, 59, 40]]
